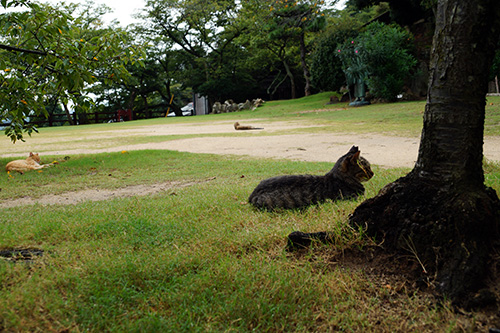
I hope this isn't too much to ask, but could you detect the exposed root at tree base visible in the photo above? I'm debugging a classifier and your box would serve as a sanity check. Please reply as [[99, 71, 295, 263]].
[[349, 174, 500, 309]]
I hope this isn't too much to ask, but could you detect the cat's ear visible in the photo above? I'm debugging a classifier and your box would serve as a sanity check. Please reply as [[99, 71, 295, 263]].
[[29, 152, 34, 157], [350, 151, 361, 163], [347, 146, 359, 155]]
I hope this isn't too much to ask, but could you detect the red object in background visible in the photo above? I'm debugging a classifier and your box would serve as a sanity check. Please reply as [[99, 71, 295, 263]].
[[117, 109, 132, 122]]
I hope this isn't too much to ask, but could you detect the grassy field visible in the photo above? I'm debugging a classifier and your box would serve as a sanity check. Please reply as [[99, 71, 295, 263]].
[[1, 94, 500, 331]]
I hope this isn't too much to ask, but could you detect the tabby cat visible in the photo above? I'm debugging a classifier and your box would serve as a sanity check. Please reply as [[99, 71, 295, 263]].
[[248, 146, 373, 210], [5, 152, 47, 174]]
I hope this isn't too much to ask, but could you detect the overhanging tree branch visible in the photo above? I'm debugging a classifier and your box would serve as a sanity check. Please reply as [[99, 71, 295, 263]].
[[0, 43, 47, 55]]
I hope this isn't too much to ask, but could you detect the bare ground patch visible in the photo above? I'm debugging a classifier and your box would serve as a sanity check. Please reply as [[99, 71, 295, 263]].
[[3, 120, 500, 209], [0, 178, 216, 208]]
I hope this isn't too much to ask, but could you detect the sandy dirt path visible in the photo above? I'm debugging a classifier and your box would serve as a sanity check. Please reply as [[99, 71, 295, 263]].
[[2, 119, 500, 168]]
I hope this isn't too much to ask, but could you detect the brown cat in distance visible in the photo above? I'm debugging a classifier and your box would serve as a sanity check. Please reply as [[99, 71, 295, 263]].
[[234, 122, 263, 130], [5, 152, 48, 174]]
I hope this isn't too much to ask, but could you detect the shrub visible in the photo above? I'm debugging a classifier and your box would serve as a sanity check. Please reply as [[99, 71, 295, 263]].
[[337, 22, 417, 101]]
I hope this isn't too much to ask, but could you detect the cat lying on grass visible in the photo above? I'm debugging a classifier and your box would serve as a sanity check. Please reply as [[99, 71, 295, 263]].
[[5, 152, 49, 174], [248, 146, 373, 210]]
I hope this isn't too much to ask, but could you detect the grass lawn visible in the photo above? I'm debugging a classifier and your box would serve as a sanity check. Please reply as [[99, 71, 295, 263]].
[[1, 93, 500, 331]]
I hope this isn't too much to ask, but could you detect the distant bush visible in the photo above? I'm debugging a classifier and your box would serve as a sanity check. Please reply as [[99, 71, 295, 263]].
[[360, 22, 417, 101], [337, 22, 417, 101]]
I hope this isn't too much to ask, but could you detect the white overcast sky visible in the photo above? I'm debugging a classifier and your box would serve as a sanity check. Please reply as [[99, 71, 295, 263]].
[[90, 0, 146, 26], [36, 0, 147, 26], [35, 0, 346, 27]]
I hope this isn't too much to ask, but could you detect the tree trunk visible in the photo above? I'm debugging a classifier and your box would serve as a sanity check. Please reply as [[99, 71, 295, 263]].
[[127, 90, 136, 111], [287, 0, 500, 308], [164, 79, 182, 117], [348, 0, 500, 307], [299, 32, 311, 97], [141, 94, 151, 119], [62, 102, 74, 126], [283, 59, 296, 99]]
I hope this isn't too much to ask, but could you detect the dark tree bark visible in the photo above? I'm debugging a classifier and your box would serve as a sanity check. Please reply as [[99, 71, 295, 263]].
[[299, 32, 311, 97], [347, 0, 500, 307], [282, 59, 297, 100], [62, 102, 74, 126], [127, 90, 137, 111]]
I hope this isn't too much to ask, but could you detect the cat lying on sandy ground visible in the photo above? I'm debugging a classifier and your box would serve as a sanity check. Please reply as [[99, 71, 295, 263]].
[[5, 152, 49, 174], [234, 122, 263, 130]]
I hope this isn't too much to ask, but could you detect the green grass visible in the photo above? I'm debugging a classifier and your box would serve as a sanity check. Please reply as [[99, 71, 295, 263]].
[[1, 94, 500, 331]]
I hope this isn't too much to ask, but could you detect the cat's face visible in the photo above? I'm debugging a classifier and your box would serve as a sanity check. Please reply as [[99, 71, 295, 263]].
[[354, 156, 374, 182], [29, 152, 41, 163], [340, 151, 374, 182]]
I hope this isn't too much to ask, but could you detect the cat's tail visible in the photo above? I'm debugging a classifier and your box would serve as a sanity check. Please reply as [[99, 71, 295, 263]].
[[286, 231, 334, 250]]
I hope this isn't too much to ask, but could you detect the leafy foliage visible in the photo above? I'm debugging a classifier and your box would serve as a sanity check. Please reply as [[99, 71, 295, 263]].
[[267, 0, 328, 96], [337, 22, 417, 101], [143, 0, 254, 103], [0, 0, 145, 141], [345, 0, 432, 26], [310, 17, 360, 92], [489, 47, 500, 82], [268, 0, 327, 38], [358, 22, 417, 101]]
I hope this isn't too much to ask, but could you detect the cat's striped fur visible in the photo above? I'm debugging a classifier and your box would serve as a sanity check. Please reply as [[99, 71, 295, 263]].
[[248, 146, 373, 210]]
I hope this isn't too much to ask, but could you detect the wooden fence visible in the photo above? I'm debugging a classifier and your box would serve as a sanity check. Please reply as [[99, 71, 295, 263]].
[[1, 109, 167, 128]]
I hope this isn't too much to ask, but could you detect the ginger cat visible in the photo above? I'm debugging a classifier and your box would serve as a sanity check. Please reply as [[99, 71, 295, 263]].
[[234, 122, 263, 130], [5, 152, 47, 174]]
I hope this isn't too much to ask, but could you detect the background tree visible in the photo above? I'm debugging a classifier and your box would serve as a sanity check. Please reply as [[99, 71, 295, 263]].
[[489, 45, 500, 92], [345, 0, 433, 26], [239, 0, 301, 99], [337, 21, 417, 101], [309, 15, 360, 92], [348, 0, 500, 306], [266, 0, 328, 97], [88, 27, 191, 119], [310, 2, 407, 96], [238, 0, 331, 99], [143, 0, 254, 105], [345, 0, 435, 97], [0, 0, 144, 141], [233, 5, 289, 100]]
